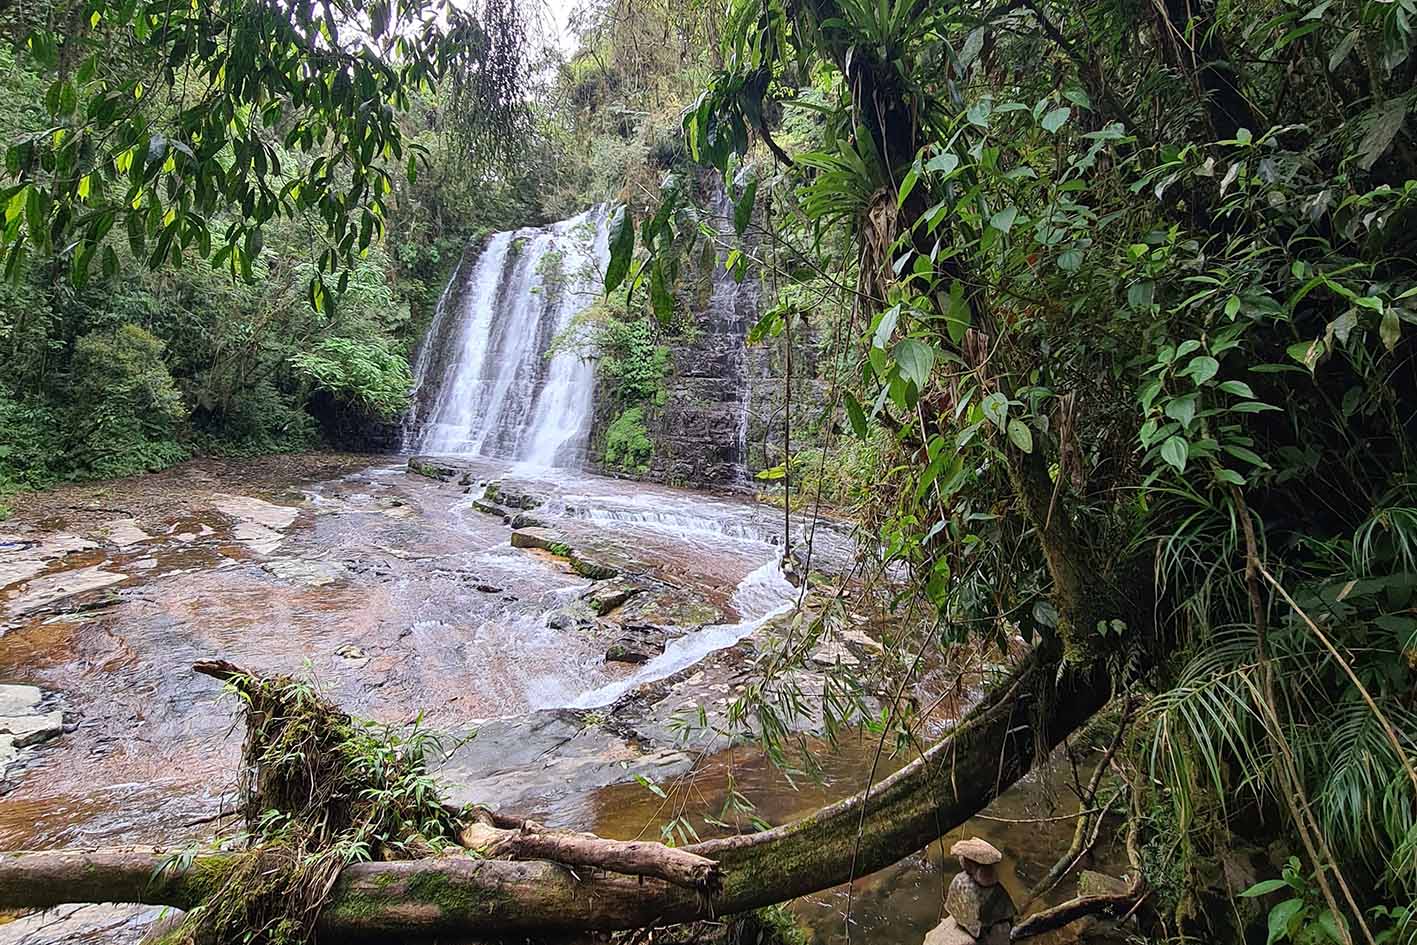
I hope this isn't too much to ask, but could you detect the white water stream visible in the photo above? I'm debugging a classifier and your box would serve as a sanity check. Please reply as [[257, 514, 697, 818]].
[[568, 558, 796, 709], [407, 206, 610, 466], [402, 200, 812, 712]]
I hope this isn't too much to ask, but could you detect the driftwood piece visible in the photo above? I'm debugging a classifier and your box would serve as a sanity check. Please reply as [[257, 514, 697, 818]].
[[0, 651, 1112, 937], [1010, 886, 1144, 940], [459, 818, 722, 891]]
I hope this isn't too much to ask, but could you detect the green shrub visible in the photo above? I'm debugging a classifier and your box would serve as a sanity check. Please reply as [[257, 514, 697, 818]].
[[599, 314, 670, 406], [64, 324, 189, 479], [290, 336, 414, 421], [605, 407, 653, 473], [189, 379, 319, 457], [0, 387, 62, 491]]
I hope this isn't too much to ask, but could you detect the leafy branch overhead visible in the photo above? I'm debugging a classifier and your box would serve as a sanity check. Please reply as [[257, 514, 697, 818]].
[[0, 0, 532, 310]]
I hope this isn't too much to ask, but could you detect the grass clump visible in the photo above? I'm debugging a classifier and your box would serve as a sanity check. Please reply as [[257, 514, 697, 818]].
[[169, 667, 469, 945]]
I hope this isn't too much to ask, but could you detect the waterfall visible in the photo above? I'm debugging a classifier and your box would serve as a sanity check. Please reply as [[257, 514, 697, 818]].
[[703, 178, 758, 483], [405, 206, 611, 467]]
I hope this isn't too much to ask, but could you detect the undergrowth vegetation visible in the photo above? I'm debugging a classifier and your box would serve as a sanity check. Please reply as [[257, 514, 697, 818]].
[[600, 0, 1417, 938], [168, 666, 467, 945]]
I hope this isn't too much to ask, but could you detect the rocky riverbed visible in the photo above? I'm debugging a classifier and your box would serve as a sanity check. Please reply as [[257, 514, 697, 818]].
[[0, 455, 1121, 944]]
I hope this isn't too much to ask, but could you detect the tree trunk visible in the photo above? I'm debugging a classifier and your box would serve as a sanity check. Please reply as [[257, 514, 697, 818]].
[[0, 650, 1112, 938]]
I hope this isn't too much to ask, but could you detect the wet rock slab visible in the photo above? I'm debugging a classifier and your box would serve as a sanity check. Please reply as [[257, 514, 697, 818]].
[[0, 683, 63, 779], [510, 526, 640, 579], [435, 710, 693, 815]]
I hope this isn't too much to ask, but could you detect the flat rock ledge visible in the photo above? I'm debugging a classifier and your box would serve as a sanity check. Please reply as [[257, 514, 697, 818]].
[[0, 683, 64, 782], [510, 526, 636, 580]]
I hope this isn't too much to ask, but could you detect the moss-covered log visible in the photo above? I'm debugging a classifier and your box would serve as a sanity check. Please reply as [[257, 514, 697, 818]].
[[0, 650, 1111, 938]]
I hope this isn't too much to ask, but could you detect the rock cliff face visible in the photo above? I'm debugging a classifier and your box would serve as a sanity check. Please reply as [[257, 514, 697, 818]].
[[587, 173, 820, 489]]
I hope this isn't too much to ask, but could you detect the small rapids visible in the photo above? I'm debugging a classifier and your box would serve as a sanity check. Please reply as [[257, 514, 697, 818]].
[[567, 559, 796, 709], [546, 492, 780, 543]]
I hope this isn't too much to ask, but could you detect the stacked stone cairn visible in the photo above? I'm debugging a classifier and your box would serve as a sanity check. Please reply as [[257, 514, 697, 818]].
[[925, 837, 1017, 945]]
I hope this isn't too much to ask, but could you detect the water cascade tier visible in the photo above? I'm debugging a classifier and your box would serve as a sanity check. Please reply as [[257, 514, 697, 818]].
[[405, 207, 611, 466]]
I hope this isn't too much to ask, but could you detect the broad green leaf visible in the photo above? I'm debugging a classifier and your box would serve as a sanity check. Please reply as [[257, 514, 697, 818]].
[[895, 338, 934, 389], [650, 260, 673, 325], [1040, 106, 1071, 133], [1160, 435, 1188, 472], [1184, 355, 1220, 385], [1267, 898, 1304, 945], [734, 176, 758, 236], [1286, 339, 1326, 372], [604, 205, 634, 293], [1240, 879, 1289, 899], [896, 164, 920, 208], [1223, 444, 1271, 468], [873, 304, 900, 349], [1006, 419, 1033, 453], [1164, 394, 1197, 428], [1218, 380, 1255, 397], [925, 153, 959, 176], [1381, 309, 1401, 351], [990, 206, 1018, 233], [844, 393, 868, 439], [1317, 910, 1347, 945], [1128, 281, 1155, 309], [1358, 97, 1408, 171], [1329, 28, 1360, 71], [944, 280, 971, 344], [982, 392, 1008, 429], [966, 97, 992, 127]]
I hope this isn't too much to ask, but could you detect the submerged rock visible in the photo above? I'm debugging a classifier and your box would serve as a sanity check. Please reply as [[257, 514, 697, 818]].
[[0, 683, 43, 717], [483, 481, 546, 511], [582, 578, 643, 616], [262, 559, 347, 587], [510, 527, 574, 556], [0, 533, 99, 589], [471, 499, 513, 521], [0, 710, 64, 747], [546, 603, 597, 632], [436, 710, 694, 814], [5, 564, 128, 618], [509, 527, 624, 579], [102, 518, 153, 548], [508, 510, 547, 529], [606, 641, 655, 664], [0, 683, 63, 779], [614, 584, 724, 628], [408, 456, 460, 481]]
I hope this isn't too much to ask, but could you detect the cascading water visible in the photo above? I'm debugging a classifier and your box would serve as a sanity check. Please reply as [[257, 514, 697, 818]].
[[703, 180, 758, 483], [405, 206, 611, 467]]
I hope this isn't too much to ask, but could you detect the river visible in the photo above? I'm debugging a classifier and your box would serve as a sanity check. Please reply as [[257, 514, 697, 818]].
[[0, 453, 1117, 944]]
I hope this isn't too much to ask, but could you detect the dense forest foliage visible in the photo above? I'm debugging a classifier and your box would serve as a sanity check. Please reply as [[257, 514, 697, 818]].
[[0, 0, 583, 498], [2, 0, 1416, 943], [576, 0, 1417, 938]]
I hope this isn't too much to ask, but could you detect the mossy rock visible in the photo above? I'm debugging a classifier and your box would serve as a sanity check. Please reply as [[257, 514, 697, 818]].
[[409, 457, 459, 481], [471, 499, 512, 520]]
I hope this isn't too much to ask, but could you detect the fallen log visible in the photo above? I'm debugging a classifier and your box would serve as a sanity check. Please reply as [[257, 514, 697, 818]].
[[0, 649, 1113, 938]]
